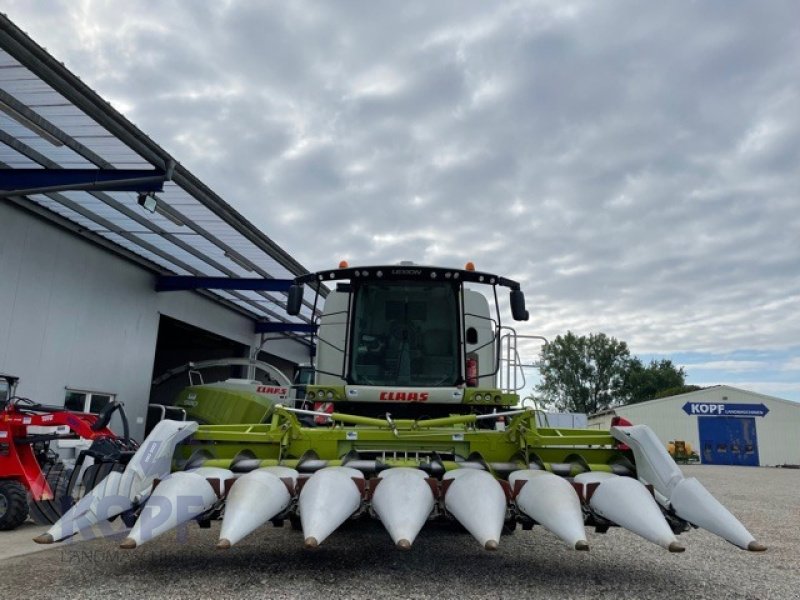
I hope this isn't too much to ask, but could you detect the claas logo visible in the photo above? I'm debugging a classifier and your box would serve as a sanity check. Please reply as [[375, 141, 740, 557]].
[[379, 391, 429, 402], [256, 386, 288, 395]]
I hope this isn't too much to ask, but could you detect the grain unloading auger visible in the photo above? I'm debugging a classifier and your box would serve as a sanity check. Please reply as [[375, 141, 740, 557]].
[[35, 262, 766, 554]]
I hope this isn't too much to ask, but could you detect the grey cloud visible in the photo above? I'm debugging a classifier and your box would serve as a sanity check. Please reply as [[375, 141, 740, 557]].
[[3, 0, 799, 360]]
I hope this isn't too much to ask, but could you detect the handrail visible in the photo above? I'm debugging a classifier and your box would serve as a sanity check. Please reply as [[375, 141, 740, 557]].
[[498, 330, 547, 393], [274, 405, 533, 431]]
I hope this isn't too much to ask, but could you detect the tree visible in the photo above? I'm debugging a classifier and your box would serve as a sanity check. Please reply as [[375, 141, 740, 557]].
[[536, 332, 633, 414], [622, 359, 687, 404]]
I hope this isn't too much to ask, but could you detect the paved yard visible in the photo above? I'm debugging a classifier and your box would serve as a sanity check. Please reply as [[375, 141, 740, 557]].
[[0, 465, 797, 599]]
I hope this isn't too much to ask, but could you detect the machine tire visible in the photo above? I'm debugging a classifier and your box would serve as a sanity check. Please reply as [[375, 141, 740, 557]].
[[81, 461, 116, 493], [0, 480, 30, 531], [29, 462, 74, 525]]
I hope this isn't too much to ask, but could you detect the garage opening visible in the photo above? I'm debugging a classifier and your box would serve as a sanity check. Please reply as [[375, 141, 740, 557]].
[[149, 315, 249, 407]]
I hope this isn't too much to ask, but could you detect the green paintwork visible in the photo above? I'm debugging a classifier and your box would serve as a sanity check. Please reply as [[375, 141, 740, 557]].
[[462, 389, 518, 405], [176, 405, 629, 475], [174, 382, 284, 425], [304, 385, 516, 406], [305, 385, 345, 402]]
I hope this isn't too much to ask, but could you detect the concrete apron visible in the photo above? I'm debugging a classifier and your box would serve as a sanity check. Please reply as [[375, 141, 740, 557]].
[[0, 522, 52, 561], [0, 520, 118, 561]]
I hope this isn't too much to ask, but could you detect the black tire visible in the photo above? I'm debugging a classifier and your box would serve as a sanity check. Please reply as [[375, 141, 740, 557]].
[[82, 461, 116, 493], [29, 462, 74, 525], [0, 480, 30, 531]]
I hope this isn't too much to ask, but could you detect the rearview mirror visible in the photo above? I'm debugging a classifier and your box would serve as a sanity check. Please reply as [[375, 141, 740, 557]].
[[287, 284, 304, 316], [510, 289, 529, 321]]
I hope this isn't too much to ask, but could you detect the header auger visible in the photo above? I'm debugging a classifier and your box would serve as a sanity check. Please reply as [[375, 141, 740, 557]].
[[34, 262, 766, 554]]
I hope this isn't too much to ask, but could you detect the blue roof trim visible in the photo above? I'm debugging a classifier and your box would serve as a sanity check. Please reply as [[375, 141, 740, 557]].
[[0, 168, 167, 196], [156, 276, 294, 292]]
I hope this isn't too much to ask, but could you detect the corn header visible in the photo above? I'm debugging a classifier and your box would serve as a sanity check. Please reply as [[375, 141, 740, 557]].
[[35, 262, 765, 554]]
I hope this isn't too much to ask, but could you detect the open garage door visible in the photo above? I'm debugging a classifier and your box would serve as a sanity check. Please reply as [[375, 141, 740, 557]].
[[149, 315, 249, 407]]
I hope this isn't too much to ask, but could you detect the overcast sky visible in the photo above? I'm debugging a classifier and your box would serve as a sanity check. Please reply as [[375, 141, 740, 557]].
[[4, 1, 799, 400]]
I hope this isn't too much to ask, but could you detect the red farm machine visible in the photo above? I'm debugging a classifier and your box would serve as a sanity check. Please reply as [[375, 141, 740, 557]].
[[0, 373, 138, 530]]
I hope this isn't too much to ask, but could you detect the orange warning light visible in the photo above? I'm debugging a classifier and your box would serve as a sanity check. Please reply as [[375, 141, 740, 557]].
[[465, 262, 476, 271], [339, 260, 349, 269]]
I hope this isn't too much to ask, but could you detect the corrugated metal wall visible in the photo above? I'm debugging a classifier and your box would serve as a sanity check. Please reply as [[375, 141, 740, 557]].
[[1, 202, 157, 439], [0, 202, 307, 439]]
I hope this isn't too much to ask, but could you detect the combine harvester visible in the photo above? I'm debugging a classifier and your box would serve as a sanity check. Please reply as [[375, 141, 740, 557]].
[[35, 262, 766, 554]]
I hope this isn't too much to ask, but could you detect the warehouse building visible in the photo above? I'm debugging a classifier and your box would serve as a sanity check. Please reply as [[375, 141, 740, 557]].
[[0, 15, 319, 440], [588, 386, 800, 467]]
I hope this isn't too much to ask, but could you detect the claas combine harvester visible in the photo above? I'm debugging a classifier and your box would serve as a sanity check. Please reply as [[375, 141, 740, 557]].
[[35, 263, 766, 554]]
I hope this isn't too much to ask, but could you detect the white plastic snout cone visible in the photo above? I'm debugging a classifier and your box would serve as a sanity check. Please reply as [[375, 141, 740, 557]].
[[37, 470, 135, 544], [217, 467, 299, 549], [670, 477, 765, 551], [35, 420, 198, 545], [509, 470, 589, 551], [372, 468, 434, 550], [120, 467, 232, 549], [574, 472, 684, 552], [299, 466, 364, 549], [609, 424, 765, 552], [443, 469, 506, 551]]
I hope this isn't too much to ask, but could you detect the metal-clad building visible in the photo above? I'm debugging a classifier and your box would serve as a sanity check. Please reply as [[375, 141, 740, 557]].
[[588, 386, 800, 467], [0, 15, 320, 440]]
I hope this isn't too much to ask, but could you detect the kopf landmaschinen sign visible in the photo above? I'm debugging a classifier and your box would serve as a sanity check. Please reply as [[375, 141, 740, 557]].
[[682, 402, 769, 417]]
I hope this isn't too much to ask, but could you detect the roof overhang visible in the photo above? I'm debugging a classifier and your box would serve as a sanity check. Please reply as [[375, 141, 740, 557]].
[[0, 14, 324, 332]]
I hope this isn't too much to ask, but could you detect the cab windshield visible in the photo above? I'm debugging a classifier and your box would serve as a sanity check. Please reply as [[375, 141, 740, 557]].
[[349, 282, 459, 386]]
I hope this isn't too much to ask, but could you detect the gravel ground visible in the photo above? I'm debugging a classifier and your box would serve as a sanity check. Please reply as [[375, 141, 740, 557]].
[[0, 465, 797, 600]]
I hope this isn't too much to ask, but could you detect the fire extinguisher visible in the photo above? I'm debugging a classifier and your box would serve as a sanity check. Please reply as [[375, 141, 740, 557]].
[[466, 353, 478, 387]]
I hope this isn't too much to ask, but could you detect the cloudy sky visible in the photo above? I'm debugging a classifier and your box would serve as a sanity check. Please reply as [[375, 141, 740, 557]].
[[4, 1, 799, 400]]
